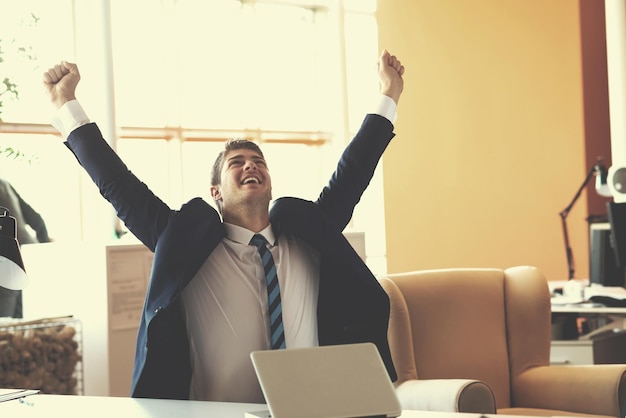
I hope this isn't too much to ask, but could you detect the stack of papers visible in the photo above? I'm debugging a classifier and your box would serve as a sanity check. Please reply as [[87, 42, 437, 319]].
[[550, 295, 586, 305], [584, 284, 626, 300], [0, 389, 40, 403], [550, 283, 626, 306]]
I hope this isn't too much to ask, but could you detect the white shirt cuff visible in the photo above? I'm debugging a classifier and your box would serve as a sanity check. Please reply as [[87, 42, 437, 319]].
[[375, 94, 398, 124], [50, 100, 90, 139]]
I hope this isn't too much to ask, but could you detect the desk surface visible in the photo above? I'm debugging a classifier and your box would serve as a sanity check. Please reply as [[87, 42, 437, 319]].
[[551, 305, 626, 314], [0, 394, 535, 418], [0, 394, 264, 418]]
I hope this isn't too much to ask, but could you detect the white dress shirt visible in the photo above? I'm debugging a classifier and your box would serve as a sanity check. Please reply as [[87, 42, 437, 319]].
[[181, 224, 320, 402]]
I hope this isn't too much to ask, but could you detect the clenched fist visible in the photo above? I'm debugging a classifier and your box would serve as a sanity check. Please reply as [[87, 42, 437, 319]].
[[378, 50, 405, 105], [42, 61, 81, 109]]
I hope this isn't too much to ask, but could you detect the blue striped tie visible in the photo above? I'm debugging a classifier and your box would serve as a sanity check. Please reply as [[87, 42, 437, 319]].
[[250, 234, 286, 349]]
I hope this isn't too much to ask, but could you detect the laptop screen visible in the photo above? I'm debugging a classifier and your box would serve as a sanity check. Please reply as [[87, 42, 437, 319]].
[[249, 343, 401, 418]]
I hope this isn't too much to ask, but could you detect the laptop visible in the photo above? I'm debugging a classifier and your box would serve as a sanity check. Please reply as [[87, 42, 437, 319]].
[[247, 342, 402, 418]]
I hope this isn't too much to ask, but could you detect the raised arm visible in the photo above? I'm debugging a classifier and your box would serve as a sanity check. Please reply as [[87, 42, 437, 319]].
[[42, 60, 81, 109], [40, 60, 173, 251], [315, 50, 405, 230]]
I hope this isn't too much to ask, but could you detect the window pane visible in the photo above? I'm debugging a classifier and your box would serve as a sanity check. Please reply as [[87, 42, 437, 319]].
[[110, 0, 175, 127], [344, 12, 380, 133], [174, 0, 258, 129], [0, 0, 74, 123], [0, 133, 82, 242], [110, 0, 338, 132], [343, 0, 377, 13], [235, 3, 327, 131]]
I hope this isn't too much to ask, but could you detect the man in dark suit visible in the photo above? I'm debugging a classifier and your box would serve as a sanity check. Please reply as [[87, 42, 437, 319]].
[[0, 178, 51, 318], [42, 49, 404, 402], [0, 179, 50, 246]]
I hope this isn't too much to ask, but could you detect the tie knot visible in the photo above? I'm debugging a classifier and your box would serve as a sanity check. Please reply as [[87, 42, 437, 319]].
[[250, 234, 268, 248]]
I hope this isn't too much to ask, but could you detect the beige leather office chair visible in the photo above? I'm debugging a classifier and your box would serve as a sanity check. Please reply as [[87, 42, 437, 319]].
[[379, 266, 626, 417]]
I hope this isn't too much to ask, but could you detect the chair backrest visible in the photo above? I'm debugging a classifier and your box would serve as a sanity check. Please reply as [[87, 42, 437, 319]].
[[379, 266, 551, 409]]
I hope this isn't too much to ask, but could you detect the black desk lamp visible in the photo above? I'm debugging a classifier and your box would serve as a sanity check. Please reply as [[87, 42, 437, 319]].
[[559, 160, 610, 280], [0, 206, 28, 290]]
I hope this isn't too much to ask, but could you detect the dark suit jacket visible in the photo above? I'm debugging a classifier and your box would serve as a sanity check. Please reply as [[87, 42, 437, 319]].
[[65, 113, 397, 399], [0, 178, 50, 245]]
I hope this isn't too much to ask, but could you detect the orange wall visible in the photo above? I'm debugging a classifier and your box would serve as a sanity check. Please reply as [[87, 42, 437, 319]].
[[377, 1, 592, 281]]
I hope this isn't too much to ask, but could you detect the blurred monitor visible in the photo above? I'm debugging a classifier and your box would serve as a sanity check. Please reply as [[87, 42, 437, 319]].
[[589, 222, 624, 286], [597, 201, 626, 288]]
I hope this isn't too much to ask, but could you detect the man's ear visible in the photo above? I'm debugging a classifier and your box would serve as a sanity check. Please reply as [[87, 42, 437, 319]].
[[210, 186, 221, 201]]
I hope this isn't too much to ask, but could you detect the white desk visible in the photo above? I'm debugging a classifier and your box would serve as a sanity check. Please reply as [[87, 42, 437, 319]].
[[551, 305, 626, 339], [551, 305, 626, 365], [0, 394, 264, 418], [0, 394, 530, 418], [551, 305, 626, 315]]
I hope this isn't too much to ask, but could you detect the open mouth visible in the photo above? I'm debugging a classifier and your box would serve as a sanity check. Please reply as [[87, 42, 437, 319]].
[[241, 176, 261, 185]]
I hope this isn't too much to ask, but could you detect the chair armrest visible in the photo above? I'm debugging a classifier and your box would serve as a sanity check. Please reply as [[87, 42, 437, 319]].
[[513, 365, 626, 417], [395, 379, 496, 414]]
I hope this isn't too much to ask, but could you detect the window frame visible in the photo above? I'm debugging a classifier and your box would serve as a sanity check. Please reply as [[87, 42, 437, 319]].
[[0, 0, 388, 274]]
